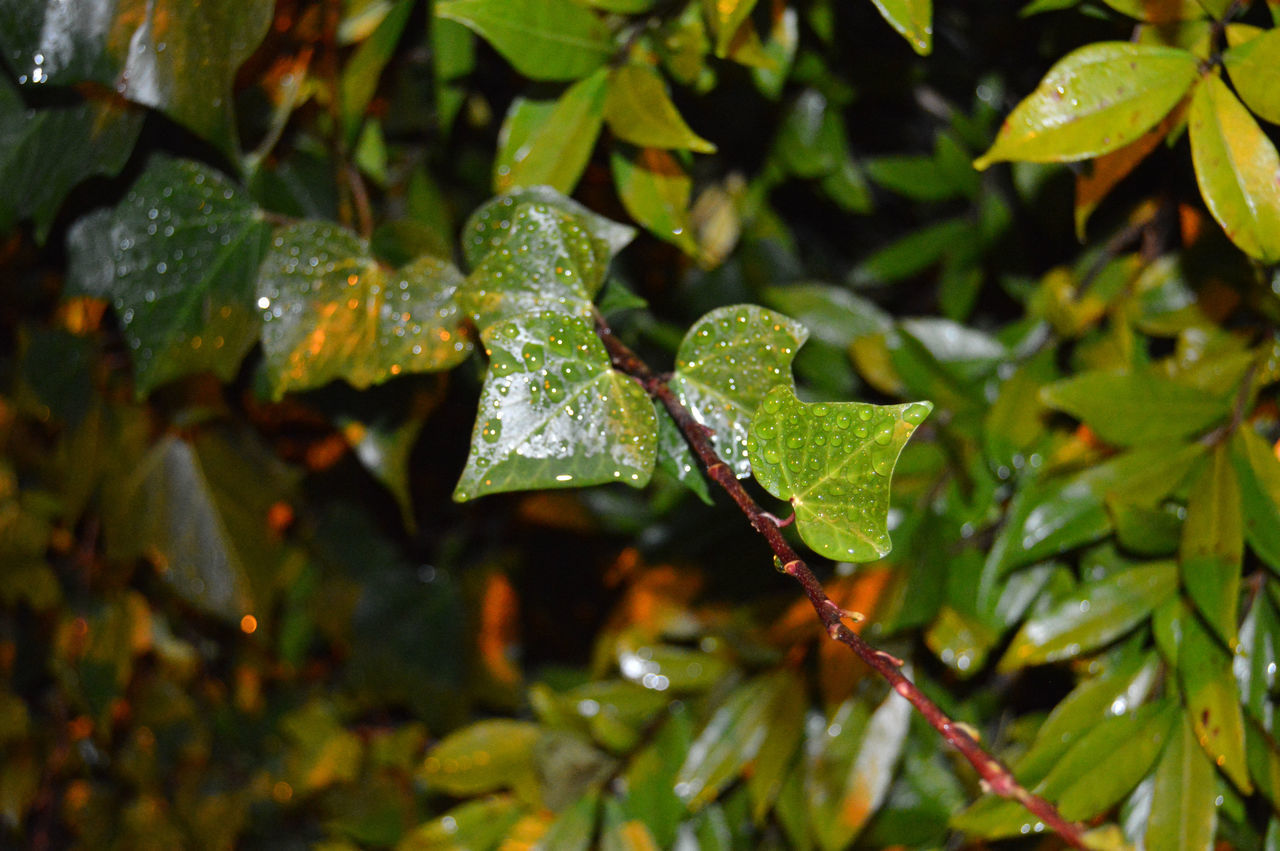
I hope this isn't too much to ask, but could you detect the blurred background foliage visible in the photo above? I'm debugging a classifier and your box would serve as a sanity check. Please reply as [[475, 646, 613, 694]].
[[2, 0, 1280, 848]]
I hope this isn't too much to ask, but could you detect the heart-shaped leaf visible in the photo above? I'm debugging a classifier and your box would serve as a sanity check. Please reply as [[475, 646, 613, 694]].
[[257, 221, 473, 398], [672, 305, 808, 478], [453, 313, 657, 500], [747, 386, 931, 561], [462, 186, 635, 270], [67, 156, 271, 396], [974, 42, 1198, 168]]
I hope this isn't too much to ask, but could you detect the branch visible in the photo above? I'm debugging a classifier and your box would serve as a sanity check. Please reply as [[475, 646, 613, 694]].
[[593, 313, 1090, 850]]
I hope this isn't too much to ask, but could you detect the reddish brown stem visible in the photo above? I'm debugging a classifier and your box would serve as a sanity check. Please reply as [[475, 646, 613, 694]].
[[594, 313, 1090, 850]]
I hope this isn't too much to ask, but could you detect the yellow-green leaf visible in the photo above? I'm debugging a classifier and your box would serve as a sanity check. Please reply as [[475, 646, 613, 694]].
[[1175, 600, 1253, 793], [1180, 444, 1243, 645], [610, 146, 699, 255], [974, 42, 1198, 169], [604, 64, 715, 153], [436, 0, 613, 81], [1101, 0, 1206, 20], [869, 0, 932, 55], [495, 68, 609, 194], [1223, 26, 1280, 125], [420, 720, 541, 796], [1145, 708, 1218, 851], [701, 0, 759, 56], [1188, 73, 1280, 262]]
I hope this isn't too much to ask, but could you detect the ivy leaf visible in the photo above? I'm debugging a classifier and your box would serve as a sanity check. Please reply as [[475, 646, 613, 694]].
[[67, 156, 270, 396], [869, 0, 932, 56], [494, 68, 609, 195], [673, 305, 808, 478], [610, 146, 700, 255], [0, 0, 271, 155], [1188, 73, 1280, 263], [436, 0, 613, 82], [973, 42, 1198, 168], [0, 79, 141, 243], [604, 64, 716, 153], [747, 386, 931, 561], [656, 408, 713, 504], [1223, 26, 1280, 125], [461, 199, 628, 331], [257, 221, 473, 399], [462, 186, 635, 271], [453, 314, 657, 501]]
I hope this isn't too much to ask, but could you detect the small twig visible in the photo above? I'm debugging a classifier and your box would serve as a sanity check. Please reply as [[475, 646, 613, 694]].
[[592, 312, 1090, 850]]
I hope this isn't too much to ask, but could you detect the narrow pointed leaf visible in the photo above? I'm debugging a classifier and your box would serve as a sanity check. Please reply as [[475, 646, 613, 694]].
[[420, 720, 542, 795], [70, 156, 270, 396], [673, 306, 809, 478], [1223, 26, 1280, 125], [453, 314, 657, 500], [1075, 102, 1186, 238], [999, 562, 1178, 670], [496, 68, 608, 194], [833, 682, 913, 844], [1181, 444, 1243, 645], [610, 146, 699, 254], [1176, 601, 1253, 793], [1145, 708, 1218, 851], [257, 222, 472, 398], [436, 0, 613, 81], [1040, 370, 1231, 446], [869, 0, 932, 55], [974, 42, 1198, 168], [1189, 74, 1280, 262], [701, 0, 759, 56], [605, 64, 715, 153], [748, 386, 931, 561], [1233, 427, 1280, 573]]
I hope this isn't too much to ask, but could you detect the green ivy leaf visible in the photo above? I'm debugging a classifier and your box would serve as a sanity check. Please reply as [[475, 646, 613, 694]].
[[747, 386, 931, 561], [610, 146, 700, 255], [0, 80, 141, 243], [869, 0, 932, 55], [453, 314, 657, 501], [656, 408, 713, 504], [604, 64, 716, 153], [462, 187, 634, 271], [1188, 73, 1280, 263], [436, 0, 613, 82], [0, 0, 271, 155], [461, 199, 628, 331], [673, 306, 808, 478], [1223, 26, 1280, 125], [257, 221, 472, 398], [495, 68, 609, 194], [67, 156, 270, 396], [974, 42, 1198, 168]]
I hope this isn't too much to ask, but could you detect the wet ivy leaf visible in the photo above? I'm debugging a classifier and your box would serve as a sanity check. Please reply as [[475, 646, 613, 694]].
[[974, 43, 1198, 168], [1180, 444, 1242, 645], [1189, 74, 1280, 263], [436, 0, 613, 81], [68, 156, 270, 397], [0, 80, 141, 243], [604, 64, 715, 153], [1174, 600, 1252, 793], [998, 562, 1178, 670], [656, 408, 713, 504], [495, 68, 608, 195], [1145, 708, 1218, 851], [673, 305, 808, 478], [1233, 427, 1280, 573], [462, 187, 634, 271], [1223, 26, 1280, 125], [1040, 370, 1230, 446], [869, 0, 932, 55], [610, 146, 700, 255], [0, 0, 271, 155], [461, 199, 632, 331], [453, 314, 657, 500], [257, 221, 472, 398], [748, 386, 931, 561]]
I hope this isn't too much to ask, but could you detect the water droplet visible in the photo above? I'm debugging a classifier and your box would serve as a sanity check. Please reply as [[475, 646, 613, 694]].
[[903, 402, 931, 426], [858, 407, 873, 422], [874, 422, 894, 445], [762, 396, 782, 414]]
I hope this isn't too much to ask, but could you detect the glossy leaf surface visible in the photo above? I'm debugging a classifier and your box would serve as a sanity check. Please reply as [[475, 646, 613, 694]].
[[257, 221, 472, 398], [1189, 74, 1280, 263], [1174, 601, 1252, 793], [610, 146, 699, 255], [436, 0, 613, 81], [748, 386, 931, 561], [1039, 370, 1229, 446], [870, 0, 932, 55], [1180, 444, 1242, 645], [672, 305, 808, 478], [1223, 26, 1280, 125], [462, 187, 635, 270], [974, 42, 1198, 168], [1145, 708, 1217, 851], [1233, 427, 1280, 573], [454, 314, 657, 500], [495, 68, 608, 194], [605, 64, 715, 153], [70, 156, 269, 396]]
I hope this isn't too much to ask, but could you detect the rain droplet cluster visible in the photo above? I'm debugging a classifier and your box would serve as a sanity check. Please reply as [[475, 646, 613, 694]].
[[672, 304, 809, 479], [747, 386, 931, 562], [453, 314, 657, 501]]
